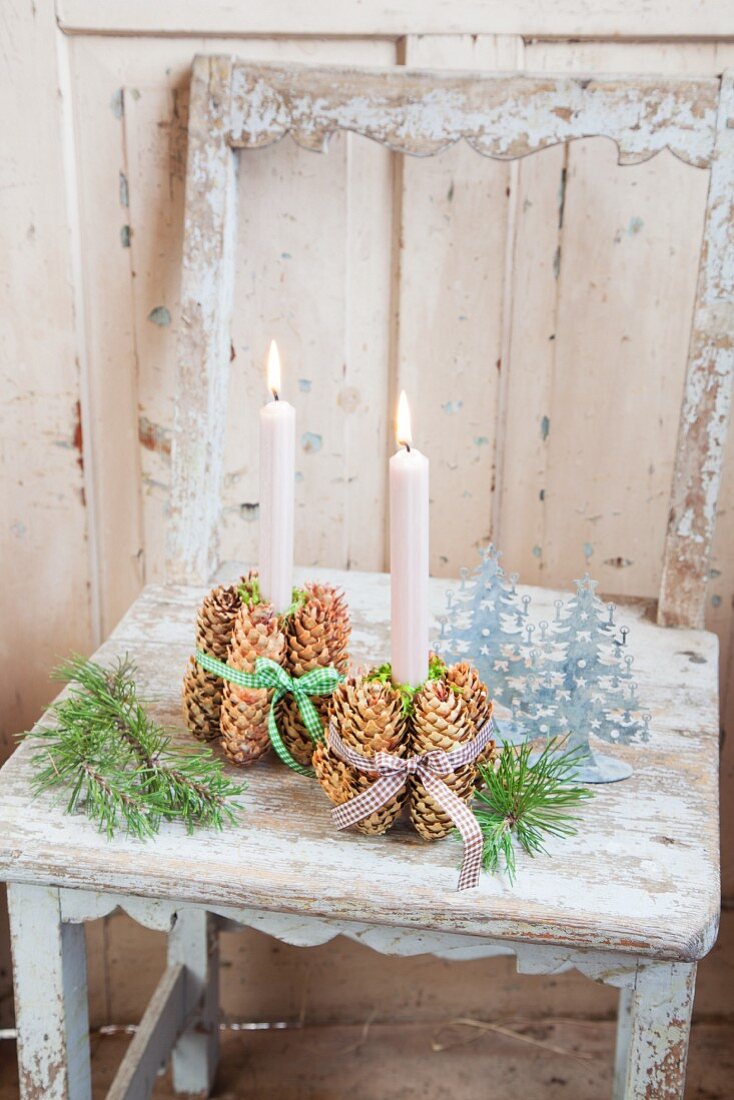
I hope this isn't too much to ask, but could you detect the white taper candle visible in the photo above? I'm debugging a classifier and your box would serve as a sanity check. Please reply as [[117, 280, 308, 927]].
[[390, 391, 429, 687], [258, 341, 295, 613]]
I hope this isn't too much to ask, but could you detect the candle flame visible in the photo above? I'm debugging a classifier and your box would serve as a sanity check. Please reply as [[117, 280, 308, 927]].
[[267, 340, 281, 398], [396, 390, 412, 448]]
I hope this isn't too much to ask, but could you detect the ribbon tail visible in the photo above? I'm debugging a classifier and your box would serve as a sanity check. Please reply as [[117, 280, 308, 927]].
[[332, 773, 406, 830], [293, 692, 326, 746], [266, 694, 315, 779], [421, 773, 483, 891]]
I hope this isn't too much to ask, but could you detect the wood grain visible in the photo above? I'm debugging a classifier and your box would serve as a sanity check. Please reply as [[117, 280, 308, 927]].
[[167, 55, 238, 585], [56, 0, 734, 40], [659, 72, 734, 628], [65, 36, 145, 633], [0, 2, 94, 745], [394, 35, 522, 576]]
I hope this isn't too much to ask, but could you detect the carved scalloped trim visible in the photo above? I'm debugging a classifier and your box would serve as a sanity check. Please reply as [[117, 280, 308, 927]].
[[59, 889, 638, 986], [228, 63, 719, 169]]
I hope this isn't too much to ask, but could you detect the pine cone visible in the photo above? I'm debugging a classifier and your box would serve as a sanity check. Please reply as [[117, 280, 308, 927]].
[[314, 677, 407, 835], [408, 676, 475, 840], [279, 584, 351, 766], [182, 584, 242, 741], [445, 662, 496, 786], [196, 583, 243, 659], [220, 603, 285, 766]]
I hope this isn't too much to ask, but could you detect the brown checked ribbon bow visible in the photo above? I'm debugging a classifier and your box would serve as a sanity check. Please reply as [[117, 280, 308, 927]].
[[327, 716, 495, 891]]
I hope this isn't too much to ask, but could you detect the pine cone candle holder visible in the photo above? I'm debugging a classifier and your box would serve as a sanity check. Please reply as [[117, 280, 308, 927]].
[[279, 584, 351, 766], [182, 584, 242, 741], [316, 657, 495, 842], [219, 601, 286, 766], [183, 573, 351, 770], [313, 677, 409, 834]]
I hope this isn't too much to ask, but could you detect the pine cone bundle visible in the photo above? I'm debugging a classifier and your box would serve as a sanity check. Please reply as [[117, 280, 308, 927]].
[[408, 677, 476, 840], [182, 584, 242, 741], [313, 677, 407, 835], [219, 603, 285, 766], [278, 584, 351, 767]]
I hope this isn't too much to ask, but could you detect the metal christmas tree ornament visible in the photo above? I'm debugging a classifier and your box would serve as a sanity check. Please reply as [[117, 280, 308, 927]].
[[438, 546, 650, 783]]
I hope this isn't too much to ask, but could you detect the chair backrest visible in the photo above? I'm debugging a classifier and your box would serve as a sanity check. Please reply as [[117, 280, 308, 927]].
[[167, 55, 734, 631]]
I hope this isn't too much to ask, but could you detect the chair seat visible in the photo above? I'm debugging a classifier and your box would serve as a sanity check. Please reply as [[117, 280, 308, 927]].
[[0, 565, 720, 962]]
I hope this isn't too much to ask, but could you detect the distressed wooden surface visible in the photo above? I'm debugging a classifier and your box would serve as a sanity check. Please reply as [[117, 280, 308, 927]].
[[44, 35, 734, 646], [226, 56, 733, 629], [5, 9, 734, 1056], [106, 964, 185, 1100], [8, 884, 91, 1100], [167, 55, 238, 585], [659, 72, 734, 629], [393, 35, 522, 571], [0, 568, 720, 962], [65, 38, 144, 633], [55, 0, 734, 40], [19, 884, 702, 1097], [0, 0, 94, 748], [622, 961, 696, 1100], [228, 62, 719, 168], [167, 909, 219, 1094], [0, 0, 97, 1030]]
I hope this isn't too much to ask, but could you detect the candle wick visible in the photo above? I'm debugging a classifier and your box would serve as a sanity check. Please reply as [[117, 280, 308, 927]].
[[272, 390, 280, 402], [405, 442, 411, 453]]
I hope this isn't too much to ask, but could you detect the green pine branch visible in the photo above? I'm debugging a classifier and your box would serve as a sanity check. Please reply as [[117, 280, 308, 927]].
[[473, 739, 593, 883], [23, 655, 245, 839]]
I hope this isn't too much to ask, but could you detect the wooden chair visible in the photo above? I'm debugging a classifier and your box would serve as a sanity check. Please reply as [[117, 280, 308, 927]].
[[1, 55, 730, 1100]]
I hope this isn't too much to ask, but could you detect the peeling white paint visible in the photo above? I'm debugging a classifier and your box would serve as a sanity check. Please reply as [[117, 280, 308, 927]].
[[229, 64, 718, 168]]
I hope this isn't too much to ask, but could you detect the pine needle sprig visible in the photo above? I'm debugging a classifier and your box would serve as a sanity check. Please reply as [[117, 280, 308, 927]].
[[473, 739, 593, 883], [23, 655, 245, 839]]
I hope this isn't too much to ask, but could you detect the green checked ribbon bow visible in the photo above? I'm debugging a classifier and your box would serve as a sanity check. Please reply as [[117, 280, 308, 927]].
[[195, 651, 343, 777]]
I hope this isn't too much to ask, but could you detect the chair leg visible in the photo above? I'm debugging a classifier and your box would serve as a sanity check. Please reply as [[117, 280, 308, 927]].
[[617, 960, 696, 1100], [612, 986, 633, 1100], [168, 908, 220, 1096], [8, 883, 91, 1100]]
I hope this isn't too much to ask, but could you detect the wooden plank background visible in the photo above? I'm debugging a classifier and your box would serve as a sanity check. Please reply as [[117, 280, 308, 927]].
[[2, 0, 733, 1038]]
